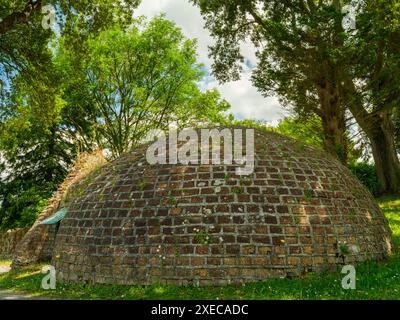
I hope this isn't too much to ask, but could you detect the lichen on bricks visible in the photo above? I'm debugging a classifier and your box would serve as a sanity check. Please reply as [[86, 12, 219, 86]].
[[44, 128, 392, 286]]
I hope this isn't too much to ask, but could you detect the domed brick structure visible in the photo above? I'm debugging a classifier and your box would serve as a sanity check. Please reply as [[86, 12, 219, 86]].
[[52, 128, 393, 285]]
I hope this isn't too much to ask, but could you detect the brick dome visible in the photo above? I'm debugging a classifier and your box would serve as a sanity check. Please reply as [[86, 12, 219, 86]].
[[52, 128, 393, 285]]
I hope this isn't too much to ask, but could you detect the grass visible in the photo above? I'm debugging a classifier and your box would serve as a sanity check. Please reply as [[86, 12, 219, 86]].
[[0, 196, 399, 300], [0, 259, 11, 267]]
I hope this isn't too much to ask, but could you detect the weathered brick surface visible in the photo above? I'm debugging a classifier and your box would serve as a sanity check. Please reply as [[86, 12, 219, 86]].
[[52, 129, 393, 285], [0, 228, 29, 259], [12, 151, 106, 267]]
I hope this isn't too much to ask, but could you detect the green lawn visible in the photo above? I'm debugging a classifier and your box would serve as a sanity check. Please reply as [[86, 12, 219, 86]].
[[0, 196, 399, 300]]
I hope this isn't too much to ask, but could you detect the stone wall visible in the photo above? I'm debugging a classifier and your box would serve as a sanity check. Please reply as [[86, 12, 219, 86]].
[[12, 151, 106, 267], [52, 129, 393, 286], [0, 228, 29, 259]]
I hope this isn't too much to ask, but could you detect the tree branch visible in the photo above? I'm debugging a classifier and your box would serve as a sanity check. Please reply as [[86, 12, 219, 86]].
[[0, 0, 42, 36]]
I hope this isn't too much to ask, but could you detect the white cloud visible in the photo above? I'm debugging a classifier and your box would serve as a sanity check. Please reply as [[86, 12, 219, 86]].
[[134, 0, 285, 123], [204, 72, 288, 123]]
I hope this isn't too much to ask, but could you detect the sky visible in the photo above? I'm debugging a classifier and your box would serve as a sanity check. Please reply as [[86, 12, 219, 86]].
[[134, 0, 288, 125]]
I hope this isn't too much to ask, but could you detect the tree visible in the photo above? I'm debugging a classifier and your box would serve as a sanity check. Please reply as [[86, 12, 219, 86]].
[[276, 116, 361, 161], [0, 58, 75, 229], [192, 0, 351, 163], [342, 0, 400, 194], [62, 17, 230, 157], [0, 0, 140, 36], [192, 0, 400, 194], [276, 117, 325, 150], [395, 108, 400, 153], [0, 0, 143, 154], [0, 0, 141, 117], [0, 0, 142, 228]]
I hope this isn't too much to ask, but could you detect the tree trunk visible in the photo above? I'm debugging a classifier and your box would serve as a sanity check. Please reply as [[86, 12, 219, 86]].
[[364, 112, 400, 194], [317, 81, 348, 164], [345, 79, 400, 194]]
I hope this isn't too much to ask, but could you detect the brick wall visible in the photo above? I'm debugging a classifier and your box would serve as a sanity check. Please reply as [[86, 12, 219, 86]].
[[0, 228, 29, 259], [12, 151, 106, 267], [52, 129, 393, 286]]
